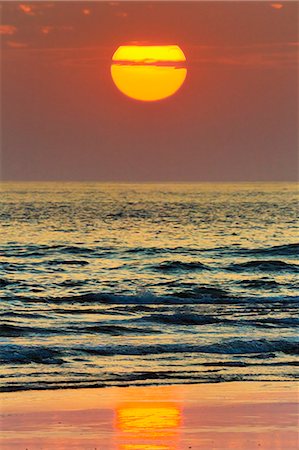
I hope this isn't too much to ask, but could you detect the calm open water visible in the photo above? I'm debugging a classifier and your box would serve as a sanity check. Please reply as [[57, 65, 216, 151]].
[[0, 182, 298, 391]]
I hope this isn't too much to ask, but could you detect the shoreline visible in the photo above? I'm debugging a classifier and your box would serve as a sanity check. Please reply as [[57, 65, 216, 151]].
[[1, 381, 298, 449], [0, 377, 297, 394]]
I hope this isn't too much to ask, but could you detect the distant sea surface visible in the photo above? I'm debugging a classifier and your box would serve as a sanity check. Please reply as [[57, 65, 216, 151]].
[[0, 182, 298, 392]]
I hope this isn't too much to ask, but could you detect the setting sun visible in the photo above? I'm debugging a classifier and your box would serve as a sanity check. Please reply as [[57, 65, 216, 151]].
[[111, 45, 187, 102]]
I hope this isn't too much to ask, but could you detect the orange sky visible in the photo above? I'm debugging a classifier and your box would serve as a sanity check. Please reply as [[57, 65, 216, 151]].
[[1, 1, 298, 181]]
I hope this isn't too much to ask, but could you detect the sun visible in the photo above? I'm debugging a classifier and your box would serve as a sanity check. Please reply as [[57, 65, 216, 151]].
[[111, 45, 187, 102]]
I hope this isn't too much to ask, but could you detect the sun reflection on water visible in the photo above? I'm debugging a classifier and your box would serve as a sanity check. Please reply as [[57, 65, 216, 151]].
[[115, 402, 181, 449], [119, 445, 176, 450]]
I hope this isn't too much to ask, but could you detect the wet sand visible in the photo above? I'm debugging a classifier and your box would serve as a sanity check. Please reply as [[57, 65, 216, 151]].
[[1, 382, 298, 449]]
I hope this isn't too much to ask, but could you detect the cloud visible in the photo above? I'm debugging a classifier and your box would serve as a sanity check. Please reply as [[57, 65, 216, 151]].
[[271, 3, 284, 10], [0, 25, 17, 35], [40, 25, 74, 35], [6, 40, 28, 49], [18, 3, 54, 16], [40, 26, 53, 35], [19, 4, 35, 15], [116, 11, 128, 18], [82, 8, 91, 16], [190, 42, 299, 69]]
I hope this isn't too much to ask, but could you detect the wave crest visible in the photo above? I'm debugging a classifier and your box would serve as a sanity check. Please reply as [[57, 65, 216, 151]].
[[228, 260, 299, 272]]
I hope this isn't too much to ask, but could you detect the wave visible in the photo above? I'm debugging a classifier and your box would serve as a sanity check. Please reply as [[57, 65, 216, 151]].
[[58, 279, 87, 287], [77, 339, 299, 357], [15, 292, 226, 305], [253, 318, 299, 328], [0, 324, 62, 337], [46, 259, 89, 266], [174, 286, 228, 298], [152, 260, 210, 272], [124, 246, 215, 256], [235, 243, 299, 257], [136, 313, 299, 329], [14, 292, 233, 305], [0, 311, 48, 319], [125, 246, 191, 255], [2, 339, 297, 366], [237, 279, 281, 289], [0, 345, 64, 365], [36, 307, 109, 315], [51, 245, 107, 255], [124, 243, 299, 258], [2, 313, 297, 334], [1, 242, 297, 259], [0, 322, 158, 337], [71, 324, 159, 335], [227, 260, 299, 272], [0, 278, 14, 287], [0, 244, 111, 258], [200, 339, 299, 355], [12, 292, 299, 305], [139, 312, 223, 326]]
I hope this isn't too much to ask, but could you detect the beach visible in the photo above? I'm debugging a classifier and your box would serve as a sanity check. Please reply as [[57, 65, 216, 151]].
[[1, 381, 298, 449]]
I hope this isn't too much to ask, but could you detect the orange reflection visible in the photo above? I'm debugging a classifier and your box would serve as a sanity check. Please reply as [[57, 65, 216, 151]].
[[115, 402, 181, 449], [117, 403, 181, 435], [119, 445, 176, 450], [111, 45, 187, 101]]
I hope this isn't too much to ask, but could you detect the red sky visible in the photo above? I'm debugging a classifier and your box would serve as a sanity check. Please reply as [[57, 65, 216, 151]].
[[1, 1, 298, 181]]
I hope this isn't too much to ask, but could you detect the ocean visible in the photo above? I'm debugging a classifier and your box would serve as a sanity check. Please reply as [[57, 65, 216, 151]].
[[0, 182, 298, 392]]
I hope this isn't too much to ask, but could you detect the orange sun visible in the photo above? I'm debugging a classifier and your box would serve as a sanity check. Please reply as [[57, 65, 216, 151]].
[[111, 45, 187, 102]]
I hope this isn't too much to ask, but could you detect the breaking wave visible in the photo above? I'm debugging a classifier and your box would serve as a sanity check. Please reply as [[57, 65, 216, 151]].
[[77, 339, 299, 357], [152, 260, 210, 272]]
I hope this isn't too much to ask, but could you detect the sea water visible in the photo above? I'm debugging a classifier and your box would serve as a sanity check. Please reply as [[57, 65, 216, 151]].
[[0, 182, 298, 391]]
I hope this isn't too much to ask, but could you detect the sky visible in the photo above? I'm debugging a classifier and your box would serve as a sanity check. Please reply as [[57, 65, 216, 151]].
[[1, 1, 298, 181]]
